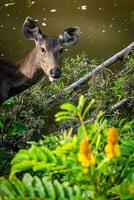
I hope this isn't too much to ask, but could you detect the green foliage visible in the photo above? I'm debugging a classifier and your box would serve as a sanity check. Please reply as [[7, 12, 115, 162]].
[[0, 54, 134, 199], [0, 147, 14, 176], [55, 95, 95, 122], [0, 53, 133, 147], [87, 54, 134, 114], [10, 145, 58, 178], [0, 53, 92, 143], [8, 121, 28, 136], [3, 96, 16, 105], [0, 173, 82, 199], [40, 134, 61, 150], [0, 96, 133, 199]]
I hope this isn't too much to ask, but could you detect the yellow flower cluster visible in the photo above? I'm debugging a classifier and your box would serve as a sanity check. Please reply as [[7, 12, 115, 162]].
[[78, 139, 95, 167], [105, 127, 121, 159]]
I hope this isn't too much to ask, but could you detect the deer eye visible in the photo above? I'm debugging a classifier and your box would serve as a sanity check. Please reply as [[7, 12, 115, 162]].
[[41, 47, 46, 53], [59, 48, 64, 54]]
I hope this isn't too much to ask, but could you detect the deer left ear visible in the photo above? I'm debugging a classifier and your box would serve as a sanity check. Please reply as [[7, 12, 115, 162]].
[[59, 27, 80, 47], [22, 17, 43, 41]]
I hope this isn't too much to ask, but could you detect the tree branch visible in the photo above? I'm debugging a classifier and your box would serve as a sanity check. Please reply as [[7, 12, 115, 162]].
[[104, 97, 134, 115], [45, 42, 134, 105], [64, 42, 134, 91], [84, 97, 134, 125]]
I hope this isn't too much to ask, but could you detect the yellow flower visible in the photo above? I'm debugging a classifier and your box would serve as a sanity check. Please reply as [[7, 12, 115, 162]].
[[105, 127, 121, 159], [79, 139, 90, 154], [105, 143, 120, 159], [78, 140, 95, 167], [107, 127, 118, 144]]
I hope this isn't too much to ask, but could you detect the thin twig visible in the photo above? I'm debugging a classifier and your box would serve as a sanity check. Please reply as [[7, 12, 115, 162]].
[[83, 97, 134, 125], [104, 97, 134, 115]]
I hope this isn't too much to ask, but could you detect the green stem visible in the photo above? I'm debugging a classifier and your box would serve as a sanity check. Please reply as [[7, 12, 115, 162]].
[[96, 158, 109, 170], [120, 153, 134, 177], [77, 112, 88, 138]]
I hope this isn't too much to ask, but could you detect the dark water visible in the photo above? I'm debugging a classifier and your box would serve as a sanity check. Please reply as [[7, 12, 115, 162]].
[[0, 0, 134, 61]]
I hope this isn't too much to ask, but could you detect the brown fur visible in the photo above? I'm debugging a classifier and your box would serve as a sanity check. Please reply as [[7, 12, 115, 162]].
[[0, 17, 80, 104]]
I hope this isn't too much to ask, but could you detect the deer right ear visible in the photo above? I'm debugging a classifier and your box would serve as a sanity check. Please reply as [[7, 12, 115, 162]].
[[59, 27, 80, 47], [22, 17, 43, 41]]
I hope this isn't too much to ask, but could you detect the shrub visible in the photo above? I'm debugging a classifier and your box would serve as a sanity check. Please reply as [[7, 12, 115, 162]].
[[0, 96, 134, 199]]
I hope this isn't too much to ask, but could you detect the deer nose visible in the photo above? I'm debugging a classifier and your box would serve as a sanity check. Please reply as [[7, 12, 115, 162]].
[[50, 68, 61, 78]]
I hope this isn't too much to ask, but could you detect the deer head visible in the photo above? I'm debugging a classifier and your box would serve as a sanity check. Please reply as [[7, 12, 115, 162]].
[[22, 17, 80, 82]]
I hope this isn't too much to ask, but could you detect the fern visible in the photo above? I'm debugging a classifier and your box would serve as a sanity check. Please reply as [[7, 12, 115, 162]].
[[10, 137, 79, 179], [2, 96, 134, 199], [55, 95, 95, 122], [10, 145, 59, 178], [0, 173, 82, 199]]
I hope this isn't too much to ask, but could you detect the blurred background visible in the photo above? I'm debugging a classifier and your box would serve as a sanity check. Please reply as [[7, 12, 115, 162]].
[[0, 0, 133, 60]]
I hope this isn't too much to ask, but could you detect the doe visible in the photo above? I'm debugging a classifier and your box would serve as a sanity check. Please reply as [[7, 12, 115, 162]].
[[0, 17, 80, 105]]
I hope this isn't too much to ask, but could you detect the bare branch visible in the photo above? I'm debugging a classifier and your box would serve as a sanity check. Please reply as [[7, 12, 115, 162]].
[[104, 97, 134, 114], [64, 42, 134, 91], [83, 97, 134, 125], [45, 42, 134, 105]]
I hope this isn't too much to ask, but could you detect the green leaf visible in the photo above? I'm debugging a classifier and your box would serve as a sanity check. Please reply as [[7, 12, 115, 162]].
[[3, 96, 16, 105], [22, 173, 35, 198], [33, 162, 55, 171], [40, 146, 57, 163], [63, 182, 73, 199], [55, 111, 71, 117], [42, 177, 56, 199], [82, 98, 95, 120], [10, 176, 25, 197], [95, 133, 101, 152], [55, 116, 77, 122], [60, 103, 77, 112], [14, 121, 28, 134], [0, 178, 16, 198], [11, 150, 30, 165], [10, 160, 37, 178], [29, 145, 47, 162], [53, 180, 65, 199], [73, 185, 81, 197], [77, 95, 87, 114], [55, 111, 75, 122], [0, 174, 82, 199], [32, 176, 45, 198], [28, 145, 38, 160]]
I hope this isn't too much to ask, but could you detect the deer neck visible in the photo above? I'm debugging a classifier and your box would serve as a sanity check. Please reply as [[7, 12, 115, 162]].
[[19, 47, 40, 79]]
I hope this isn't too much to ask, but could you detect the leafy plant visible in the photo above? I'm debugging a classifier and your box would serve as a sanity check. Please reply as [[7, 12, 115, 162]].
[[0, 173, 82, 199], [7, 121, 28, 136], [0, 53, 134, 199], [1, 95, 133, 199], [10, 145, 58, 178]]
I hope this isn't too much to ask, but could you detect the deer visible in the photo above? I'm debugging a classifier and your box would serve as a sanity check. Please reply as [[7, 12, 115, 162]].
[[0, 17, 80, 105]]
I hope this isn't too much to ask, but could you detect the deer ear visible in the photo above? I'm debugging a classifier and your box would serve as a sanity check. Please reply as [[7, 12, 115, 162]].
[[59, 27, 80, 47], [22, 17, 43, 41]]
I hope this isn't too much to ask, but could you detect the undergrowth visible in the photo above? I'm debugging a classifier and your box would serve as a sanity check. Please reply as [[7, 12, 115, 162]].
[[0, 95, 134, 199], [0, 52, 133, 179]]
